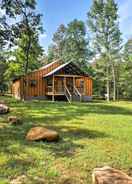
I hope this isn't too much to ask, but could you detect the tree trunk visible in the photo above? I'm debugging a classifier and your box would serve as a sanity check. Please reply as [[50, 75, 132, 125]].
[[112, 64, 116, 101], [106, 66, 110, 102], [25, 37, 31, 74]]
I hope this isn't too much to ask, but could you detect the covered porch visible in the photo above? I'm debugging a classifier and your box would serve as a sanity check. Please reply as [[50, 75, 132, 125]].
[[43, 61, 89, 102], [45, 75, 85, 102]]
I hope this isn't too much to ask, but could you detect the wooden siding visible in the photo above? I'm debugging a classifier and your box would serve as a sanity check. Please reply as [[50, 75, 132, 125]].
[[84, 77, 92, 96], [20, 60, 61, 99], [12, 60, 93, 100]]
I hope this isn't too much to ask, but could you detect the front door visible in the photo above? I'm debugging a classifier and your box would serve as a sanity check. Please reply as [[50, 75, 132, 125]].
[[66, 78, 73, 93]]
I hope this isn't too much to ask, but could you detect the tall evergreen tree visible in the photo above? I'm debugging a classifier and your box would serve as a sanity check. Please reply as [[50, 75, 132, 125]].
[[63, 19, 90, 69], [88, 0, 122, 101], [47, 24, 66, 62], [119, 38, 132, 99], [48, 20, 92, 70], [52, 24, 66, 60]]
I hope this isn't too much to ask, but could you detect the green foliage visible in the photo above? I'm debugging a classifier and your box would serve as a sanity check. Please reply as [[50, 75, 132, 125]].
[[87, 0, 122, 100], [63, 20, 91, 68], [92, 57, 107, 97], [52, 24, 66, 59], [14, 0, 44, 74], [48, 20, 93, 71], [119, 38, 132, 99], [14, 34, 44, 73], [0, 0, 44, 86]]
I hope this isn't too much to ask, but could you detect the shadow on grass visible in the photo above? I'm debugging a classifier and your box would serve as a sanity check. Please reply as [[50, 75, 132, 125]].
[[0, 122, 108, 179], [0, 123, 108, 158], [7, 99, 132, 118], [0, 97, 131, 158]]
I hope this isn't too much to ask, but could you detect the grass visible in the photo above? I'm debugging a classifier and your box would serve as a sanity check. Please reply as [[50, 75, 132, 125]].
[[0, 96, 132, 184]]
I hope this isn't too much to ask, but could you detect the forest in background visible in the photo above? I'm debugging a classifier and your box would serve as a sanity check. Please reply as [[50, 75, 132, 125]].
[[0, 0, 132, 101]]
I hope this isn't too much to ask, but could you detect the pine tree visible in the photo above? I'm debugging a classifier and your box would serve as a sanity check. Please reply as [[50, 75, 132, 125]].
[[52, 24, 66, 60], [63, 19, 90, 69], [48, 20, 92, 70], [88, 0, 122, 101], [120, 38, 132, 99]]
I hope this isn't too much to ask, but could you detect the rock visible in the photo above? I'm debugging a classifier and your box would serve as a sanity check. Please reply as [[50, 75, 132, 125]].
[[10, 175, 27, 184], [0, 100, 5, 104], [26, 127, 59, 142], [0, 104, 9, 114], [92, 166, 132, 184], [8, 116, 21, 125]]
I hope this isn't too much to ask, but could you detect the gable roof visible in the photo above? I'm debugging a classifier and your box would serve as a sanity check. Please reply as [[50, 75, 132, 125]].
[[39, 59, 61, 70], [43, 61, 88, 78]]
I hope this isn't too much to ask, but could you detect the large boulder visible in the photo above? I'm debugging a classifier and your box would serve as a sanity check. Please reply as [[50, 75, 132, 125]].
[[10, 175, 27, 184], [92, 166, 132, 184], [8, 116, 22, 125], [0, 100, 5, 104], [26, 127, 59, 142], [0, 104, 9, 114]]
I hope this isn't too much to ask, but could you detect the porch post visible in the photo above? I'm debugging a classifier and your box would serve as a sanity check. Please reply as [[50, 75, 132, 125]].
[[64, 77, 66, 88], [73, 76, 75, 93], [52, 75, 55, 102]]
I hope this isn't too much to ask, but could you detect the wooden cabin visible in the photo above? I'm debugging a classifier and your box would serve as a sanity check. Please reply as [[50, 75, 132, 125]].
[[11, 60, 93, 102]]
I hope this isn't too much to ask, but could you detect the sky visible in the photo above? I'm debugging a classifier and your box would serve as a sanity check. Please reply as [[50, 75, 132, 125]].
[[1, 0, 131, 52], [37, 0, 132, 52], [37, 0, 92, 52]]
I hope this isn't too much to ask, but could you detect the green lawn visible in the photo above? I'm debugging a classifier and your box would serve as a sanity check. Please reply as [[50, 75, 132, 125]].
[[0, 96, 132, 184]]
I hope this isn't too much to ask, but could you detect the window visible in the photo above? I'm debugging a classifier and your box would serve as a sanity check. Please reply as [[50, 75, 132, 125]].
[[30, 80, 37, 87], [47, 78, 52, 86]]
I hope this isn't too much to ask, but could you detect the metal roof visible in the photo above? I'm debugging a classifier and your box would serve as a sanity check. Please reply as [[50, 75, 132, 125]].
[[43, 62, 71, 78], [43, 61, 88, 78], [39, 59, 60, 70]]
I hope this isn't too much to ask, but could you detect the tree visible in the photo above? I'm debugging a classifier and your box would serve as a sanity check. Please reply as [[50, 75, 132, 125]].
[[92, 56, 108, 98], [48, 20, 92, 70], [88, 0, 122, 101], [119, 38, 132, 99], [15, 0, 43, 74], [13, 33, 44, 73], [0, 0, 44, 93], [63, 19, 90, 69], [1, 0, 44, 73], [47, 44, 59, 62], [0, 10, 11, 91], [52, 24, 66, 60]]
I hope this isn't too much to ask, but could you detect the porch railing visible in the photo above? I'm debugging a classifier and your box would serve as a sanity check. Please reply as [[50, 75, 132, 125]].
[[74, 85, 82, 101], [46, 86, 65, 95], [64, 85, 72, 103]]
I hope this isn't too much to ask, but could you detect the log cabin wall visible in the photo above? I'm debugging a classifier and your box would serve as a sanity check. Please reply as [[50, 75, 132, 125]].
[[20, 60, 61, 99], [75, 77, 92, 96], [84, 77, 92, 96]]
